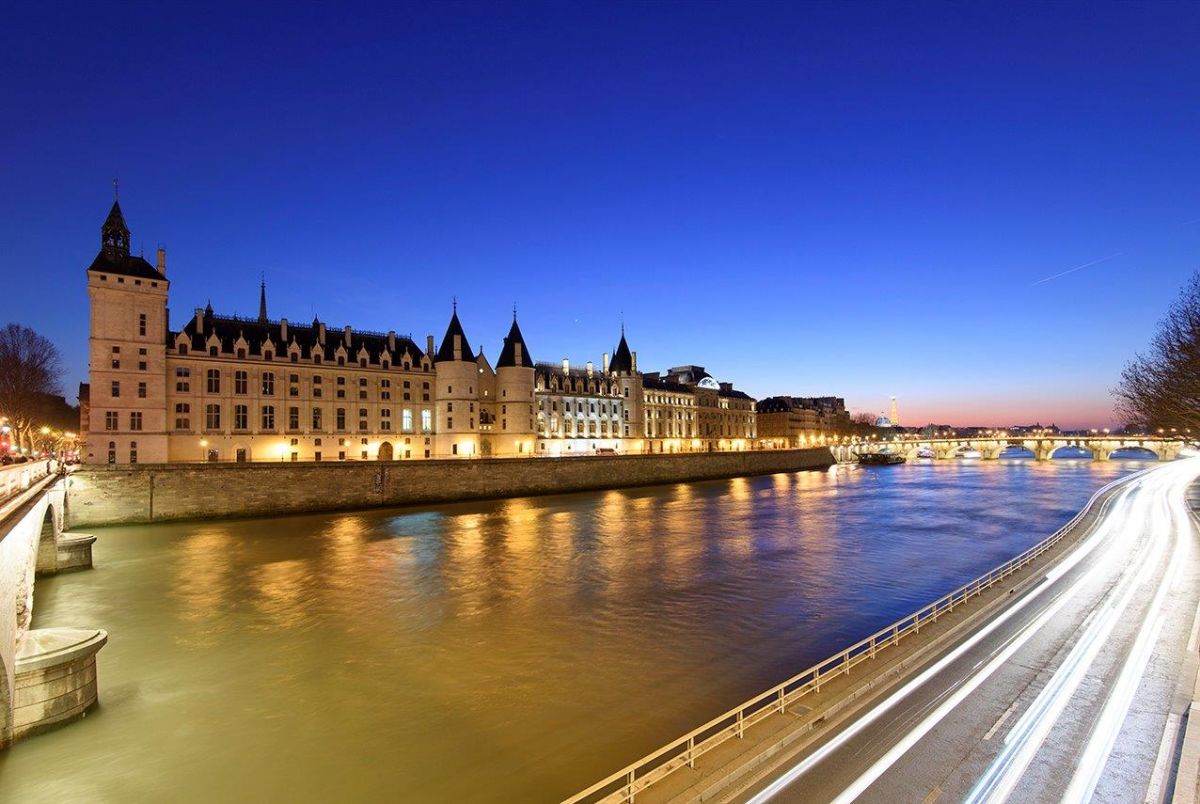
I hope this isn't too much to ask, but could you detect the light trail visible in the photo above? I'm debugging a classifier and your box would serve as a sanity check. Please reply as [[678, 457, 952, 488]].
[[749, 460, 1200, 804], [965, 474, 1168, 803], [1061, 466, 1195, 802], [746, 482, 1138, 804]]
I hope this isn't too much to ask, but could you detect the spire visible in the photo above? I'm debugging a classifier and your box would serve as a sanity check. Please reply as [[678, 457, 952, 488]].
[[609, 326, 633, 374], [258, 275, 268, 323], [497, 316, 534, 368], [435, 305, 473, 362], [101, 195, 130, 259]]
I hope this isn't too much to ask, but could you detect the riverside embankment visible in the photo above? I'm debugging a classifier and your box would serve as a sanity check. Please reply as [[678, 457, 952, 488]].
[[63, 447, 833, 527]]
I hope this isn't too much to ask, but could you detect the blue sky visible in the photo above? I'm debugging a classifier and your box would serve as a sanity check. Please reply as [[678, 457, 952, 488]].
[[4, 1, 1199, 428]]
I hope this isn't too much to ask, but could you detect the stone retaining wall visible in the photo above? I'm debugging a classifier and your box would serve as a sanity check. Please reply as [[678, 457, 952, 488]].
[[65, 448, 835, 527]]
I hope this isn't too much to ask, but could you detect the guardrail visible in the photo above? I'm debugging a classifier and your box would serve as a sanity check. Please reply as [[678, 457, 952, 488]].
[[0, 460, 52, 505], [563, 467, 1147, 804]]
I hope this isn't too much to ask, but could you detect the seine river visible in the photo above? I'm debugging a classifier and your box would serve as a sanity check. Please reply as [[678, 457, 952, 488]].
[[0, 458, 1148, 802]]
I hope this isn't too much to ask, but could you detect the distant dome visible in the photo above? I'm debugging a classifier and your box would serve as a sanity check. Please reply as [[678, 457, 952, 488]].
[[875, 415, 893, 428]]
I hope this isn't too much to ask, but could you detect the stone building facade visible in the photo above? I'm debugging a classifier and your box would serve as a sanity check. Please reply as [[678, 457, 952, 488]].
[[755, 396, 851, 447], [84, 199, 758, 463]]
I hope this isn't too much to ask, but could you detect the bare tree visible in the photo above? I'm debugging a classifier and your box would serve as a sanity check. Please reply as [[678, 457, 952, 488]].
[[0, 324, 64, 451], [1114, 271, 1200, 435]]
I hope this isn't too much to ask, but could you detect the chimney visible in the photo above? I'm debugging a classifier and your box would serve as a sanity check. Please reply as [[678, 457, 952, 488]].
[[586, 361, 593, 377], [514, 342, 523, 366], [426, 335, 435, 356], [344, 325, 352, 347], [280, 317, 288, 342], [387, 331, 396, 352], [317, 322, 326, 342], [632, 351, 638, 372], [194, 307, 204, 334], [562, 358, 570, 374], [602, 352, 609, 373], [156, 247, 166, 275]]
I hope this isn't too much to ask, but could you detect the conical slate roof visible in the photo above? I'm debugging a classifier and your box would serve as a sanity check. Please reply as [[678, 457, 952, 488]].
[[609, 330, 633, 373], [496, 318, 533, 368], [435, 309, 474, 362], [102, 200, 129, 237]]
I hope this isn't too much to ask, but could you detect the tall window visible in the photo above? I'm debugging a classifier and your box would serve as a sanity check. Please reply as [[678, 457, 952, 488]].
[[137, 381, 147, 398], [288, 406, 300, 430], [312, 407, 322, 430], [234, 404, 249, 430], [207, 369, 220, 394], [402, 409, 413, 432], [205, 404, 221, 430], [176, 367, 190, 392], [107, 441, 116, 464], [111, 380, 120, 398], [336, 408, 346, 430], [129, 412, 143, 431], [261, 405, 275, 430], [262, 371, 275, 395], [234, 370, 248, 395], [105, 411, 118, 431], [138, 313, 147, 336], [421, 410, 432, 433], [129, 440, 138, 464]]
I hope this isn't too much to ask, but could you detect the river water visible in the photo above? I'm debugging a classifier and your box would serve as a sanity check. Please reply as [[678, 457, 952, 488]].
[[0, 459, 1148, 802]]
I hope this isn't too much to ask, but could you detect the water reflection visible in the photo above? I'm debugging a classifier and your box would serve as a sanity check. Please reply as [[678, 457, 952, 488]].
[[1, 461, 1148, 802]]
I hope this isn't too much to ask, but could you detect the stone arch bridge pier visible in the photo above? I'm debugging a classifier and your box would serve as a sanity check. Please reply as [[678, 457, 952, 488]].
[[834, 436, 1191, 463], [0, 461, 103, 749]]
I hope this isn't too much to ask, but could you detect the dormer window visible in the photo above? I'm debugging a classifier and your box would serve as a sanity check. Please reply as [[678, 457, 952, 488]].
[[314, 354, 322, 364], [179, 344, 188, 355], [337, 356, 345, 366], [264, 351, 273, 361], [237, 349, 246, 359], [209, 346, 218, 357]]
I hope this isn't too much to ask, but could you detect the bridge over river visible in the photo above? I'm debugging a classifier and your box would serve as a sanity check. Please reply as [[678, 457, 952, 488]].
[[833, 434, 1191, 463], [0, 461, 102, 748]]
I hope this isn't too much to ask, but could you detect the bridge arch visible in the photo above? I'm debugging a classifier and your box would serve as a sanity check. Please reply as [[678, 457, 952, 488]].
[[999, 445, 1035, 459], [1049, 444, 1093, 460], [1110, 446, 1158, 461]]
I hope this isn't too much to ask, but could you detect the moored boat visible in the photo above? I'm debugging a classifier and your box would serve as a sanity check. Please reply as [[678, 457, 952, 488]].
[[856, 452, 906, 465]]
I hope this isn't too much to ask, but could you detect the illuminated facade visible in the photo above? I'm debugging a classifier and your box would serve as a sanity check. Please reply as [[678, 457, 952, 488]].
[[84, 198, 757, 463]]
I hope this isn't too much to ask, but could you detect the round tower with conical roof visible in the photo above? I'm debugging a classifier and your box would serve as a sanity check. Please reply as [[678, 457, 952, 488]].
[[608, 325, 645, 451], [434, 304, 480, 457], [493, 314, 536, 456]]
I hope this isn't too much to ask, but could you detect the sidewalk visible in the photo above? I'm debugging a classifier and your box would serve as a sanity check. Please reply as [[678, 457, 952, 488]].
[[1170, 482, 1200, 804]]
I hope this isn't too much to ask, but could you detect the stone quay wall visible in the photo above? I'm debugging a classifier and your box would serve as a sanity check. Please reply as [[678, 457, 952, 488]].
[[65, 448, 835, 528]]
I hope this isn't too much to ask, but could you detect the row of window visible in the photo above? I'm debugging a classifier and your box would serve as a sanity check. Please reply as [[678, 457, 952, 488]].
[[175, 404, 435, 434], [110, 345, 148, 371], [104, 411, 142, 431], [174, 368, 432, 401]]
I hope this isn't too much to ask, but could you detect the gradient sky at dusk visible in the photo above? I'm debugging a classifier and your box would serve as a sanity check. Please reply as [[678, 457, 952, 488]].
[[4, 1, 1199, 429]]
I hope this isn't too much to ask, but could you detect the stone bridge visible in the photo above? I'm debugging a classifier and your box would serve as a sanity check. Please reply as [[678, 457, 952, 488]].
[[0, 461, 102, 748], [834, 436, 1191, 463]]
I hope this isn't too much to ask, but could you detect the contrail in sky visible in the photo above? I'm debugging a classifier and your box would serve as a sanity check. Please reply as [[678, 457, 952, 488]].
[[1030, 252, 1122, 287]]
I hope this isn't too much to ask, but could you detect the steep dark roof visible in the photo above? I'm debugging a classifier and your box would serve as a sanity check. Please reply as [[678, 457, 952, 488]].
[[609, 332, 633, 373], [174, 312, 425, 364], [87, 250, 165, 280], [102, 200, 129, 236], [717, 388, 754, 401], [496, 319, 534, 368], [435, 310, 473, 362]]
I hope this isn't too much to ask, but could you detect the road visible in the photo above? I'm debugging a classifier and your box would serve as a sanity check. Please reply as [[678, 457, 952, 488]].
[[742, 459, 1200, 804]]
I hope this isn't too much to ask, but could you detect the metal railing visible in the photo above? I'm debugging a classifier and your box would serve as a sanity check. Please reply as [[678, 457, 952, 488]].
[[0, 459, 53, 506], [563, 468, 1144, 804]]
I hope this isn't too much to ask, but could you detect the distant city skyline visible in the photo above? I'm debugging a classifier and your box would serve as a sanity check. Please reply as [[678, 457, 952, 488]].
[[5, 2, 1199, 430]]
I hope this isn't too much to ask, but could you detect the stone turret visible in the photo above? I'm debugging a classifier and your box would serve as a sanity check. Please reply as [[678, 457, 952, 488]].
[[494, 315, 536, 456], [433, 304, 480, 457]]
